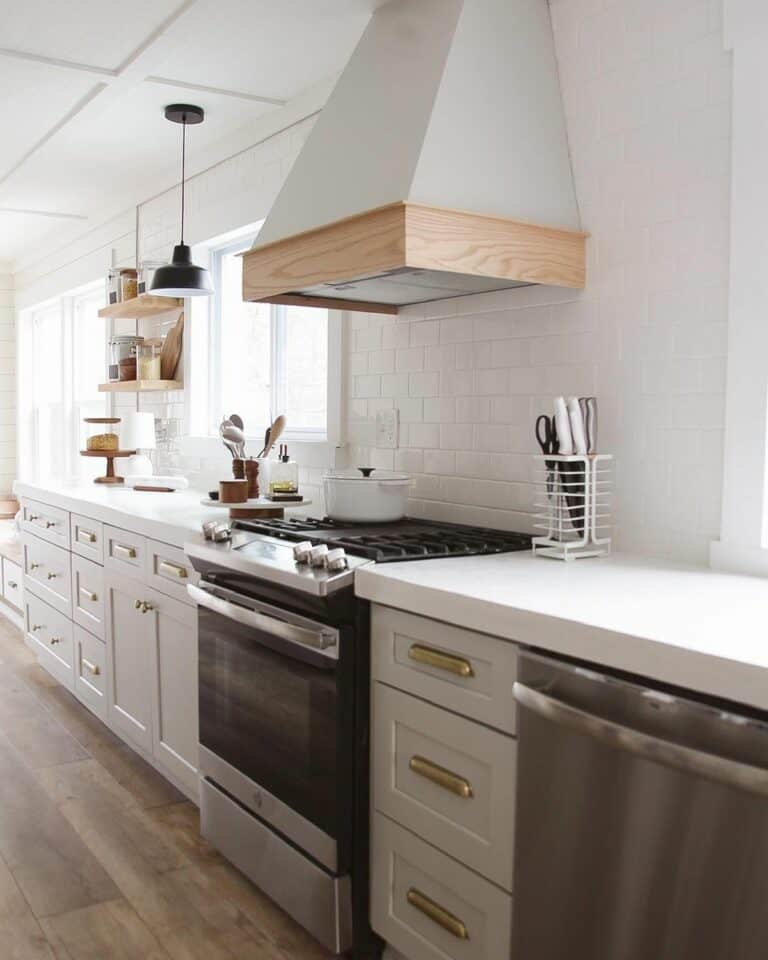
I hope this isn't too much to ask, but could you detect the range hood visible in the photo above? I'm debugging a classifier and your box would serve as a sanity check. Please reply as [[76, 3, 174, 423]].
[[243, 0, 586, 314]]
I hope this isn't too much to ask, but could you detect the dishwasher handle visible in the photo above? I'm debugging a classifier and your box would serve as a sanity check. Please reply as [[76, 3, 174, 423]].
[[513, 681, 768, 799]]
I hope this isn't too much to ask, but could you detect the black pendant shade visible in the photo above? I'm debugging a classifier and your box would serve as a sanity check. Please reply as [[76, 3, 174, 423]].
[[151, 244, 213, 297], [150, 104, 213, 298]]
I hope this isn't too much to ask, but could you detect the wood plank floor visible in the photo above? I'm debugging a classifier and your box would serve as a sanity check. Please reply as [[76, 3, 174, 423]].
[[0, 616, 332, 960]]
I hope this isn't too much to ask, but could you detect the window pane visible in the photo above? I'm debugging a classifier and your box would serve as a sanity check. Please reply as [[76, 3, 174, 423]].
[[283, 306, 328, 431], [73, 291, 108, 480], [217, 248, 272, 430], [33, 306, 64, 481]]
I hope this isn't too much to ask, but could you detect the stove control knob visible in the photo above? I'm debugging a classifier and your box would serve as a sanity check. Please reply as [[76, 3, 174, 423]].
[[293, 541, 314, 564], [309, 544, 329, 568], [326, 548, 348, 572]]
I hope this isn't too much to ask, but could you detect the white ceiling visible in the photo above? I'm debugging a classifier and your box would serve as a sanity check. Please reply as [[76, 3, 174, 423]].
[[0, 0, 385, 267]]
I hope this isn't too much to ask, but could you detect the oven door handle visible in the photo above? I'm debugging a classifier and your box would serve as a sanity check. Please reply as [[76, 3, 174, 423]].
[[187, 584, 337, 651]]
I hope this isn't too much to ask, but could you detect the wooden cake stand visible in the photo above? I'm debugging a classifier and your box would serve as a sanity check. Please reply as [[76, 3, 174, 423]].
[[80, 450, 136, 484]]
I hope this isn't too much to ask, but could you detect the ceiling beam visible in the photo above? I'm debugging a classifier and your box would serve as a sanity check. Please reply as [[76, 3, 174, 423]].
[[0, 207, 88, 221], [0, 47, 116, 77], [144, 76, 287, 106]]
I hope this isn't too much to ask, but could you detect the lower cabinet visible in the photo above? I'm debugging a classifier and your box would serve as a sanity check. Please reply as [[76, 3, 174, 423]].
[[106, 572, 199, 796]]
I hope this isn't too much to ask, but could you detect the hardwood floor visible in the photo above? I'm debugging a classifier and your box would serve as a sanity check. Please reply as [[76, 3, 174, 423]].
[[0, 616, 332, 960]]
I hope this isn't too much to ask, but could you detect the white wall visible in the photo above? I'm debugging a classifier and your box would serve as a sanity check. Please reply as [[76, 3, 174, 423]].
[[345, 0, 732, 564], [0, 268, 15, 495]]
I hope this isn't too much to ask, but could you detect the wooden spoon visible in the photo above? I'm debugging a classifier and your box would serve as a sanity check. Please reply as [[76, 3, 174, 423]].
[[259, 414, 286, 458]]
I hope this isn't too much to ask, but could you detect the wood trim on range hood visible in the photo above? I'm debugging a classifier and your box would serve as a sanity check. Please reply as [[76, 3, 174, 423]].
[[242, 202, 587, 315]]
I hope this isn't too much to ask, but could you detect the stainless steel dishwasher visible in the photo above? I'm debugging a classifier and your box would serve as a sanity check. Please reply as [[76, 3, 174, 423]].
[[512, 651, 768, 960]]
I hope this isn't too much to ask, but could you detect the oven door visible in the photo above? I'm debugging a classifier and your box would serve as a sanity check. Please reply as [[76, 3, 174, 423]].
[[190, 582, 344, 872]]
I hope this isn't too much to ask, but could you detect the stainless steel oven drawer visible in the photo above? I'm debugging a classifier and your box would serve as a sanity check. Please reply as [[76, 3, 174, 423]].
[[200, 777, 352, 955]]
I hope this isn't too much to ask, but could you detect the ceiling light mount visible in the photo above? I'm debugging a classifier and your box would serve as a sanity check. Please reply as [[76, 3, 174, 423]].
[[150, 103, 213, 298]]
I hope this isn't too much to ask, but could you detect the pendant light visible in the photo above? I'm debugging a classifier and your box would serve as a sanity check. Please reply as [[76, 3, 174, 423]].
[[150, 104, 213, 297]]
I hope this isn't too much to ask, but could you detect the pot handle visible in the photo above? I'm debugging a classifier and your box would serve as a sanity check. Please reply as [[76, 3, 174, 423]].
[[357, 467, 375, 478]]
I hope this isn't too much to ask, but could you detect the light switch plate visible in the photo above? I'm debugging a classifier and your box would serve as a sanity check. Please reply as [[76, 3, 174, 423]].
[[376, 408, 399, 449]]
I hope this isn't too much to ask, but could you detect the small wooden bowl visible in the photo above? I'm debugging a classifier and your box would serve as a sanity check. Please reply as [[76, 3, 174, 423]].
[[219, 479, 248, 504]]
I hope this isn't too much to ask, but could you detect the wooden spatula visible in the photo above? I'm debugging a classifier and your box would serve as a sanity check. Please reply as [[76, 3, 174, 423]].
[[160, 313, 184, 380]]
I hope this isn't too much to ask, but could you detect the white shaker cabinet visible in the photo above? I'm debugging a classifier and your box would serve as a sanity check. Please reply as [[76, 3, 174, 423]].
[[106, 572, 155, 754]]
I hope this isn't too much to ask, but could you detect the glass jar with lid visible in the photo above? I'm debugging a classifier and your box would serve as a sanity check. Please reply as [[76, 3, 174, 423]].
[[84, 417, 121, 452], [108, 335, 143, 382], [137, 341, 161, 380]]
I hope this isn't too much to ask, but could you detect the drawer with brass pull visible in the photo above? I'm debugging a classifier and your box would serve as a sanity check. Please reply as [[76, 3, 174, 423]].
[[25, 592, 74, 691], [22, 532, 72, 616], [371, 813, 512, 960], [147, 539, 199, 604], [104, 526, 146, 581], [2, 558, 22, 611], [373, 683, 516, 890], [71, 514, 104, 564], [372, 605, 518, 734], [74, 624, 106, 720], [71, 553, 105, 640], [20, 498, 70, 550]]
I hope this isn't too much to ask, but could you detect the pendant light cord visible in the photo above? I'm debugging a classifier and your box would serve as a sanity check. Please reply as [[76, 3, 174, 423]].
[[180, 116, 186, 244]]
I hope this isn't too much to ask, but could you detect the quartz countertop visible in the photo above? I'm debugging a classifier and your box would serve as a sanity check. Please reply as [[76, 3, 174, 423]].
[[14, 481, 220, 549], [355, 551, 768, 712]]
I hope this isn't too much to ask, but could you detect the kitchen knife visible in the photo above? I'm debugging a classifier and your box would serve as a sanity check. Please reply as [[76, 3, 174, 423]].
[[567, 396, 588, 455]]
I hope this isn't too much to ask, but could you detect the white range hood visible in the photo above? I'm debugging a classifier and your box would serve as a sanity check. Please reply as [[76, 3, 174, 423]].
[[243, 0, 586, 314]]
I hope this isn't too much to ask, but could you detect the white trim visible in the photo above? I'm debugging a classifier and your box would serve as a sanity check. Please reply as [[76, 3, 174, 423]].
[[711, 0, 768, 575]]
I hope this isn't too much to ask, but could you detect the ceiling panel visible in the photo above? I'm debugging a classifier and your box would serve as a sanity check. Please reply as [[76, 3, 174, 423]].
[[148, 0, 378, 99], [0, 80, 278, 220], [0, 0, 183, 71], [0, 210, 63, 261], [0, 59, 99, 190]]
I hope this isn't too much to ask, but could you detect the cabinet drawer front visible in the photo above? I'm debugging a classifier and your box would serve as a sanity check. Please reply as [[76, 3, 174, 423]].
[[71, 554, 106, 641], [373, 684, 516, 890], [22, 533, 72, 616], [74, 625, 106, 721], [104, 526, 146, 581], [147, 540, 198, 604], [71, 515, 104, 564], [3, 558, 22, 610], [372, 605, 517, 734], [371, 814, 512, 960], [20, 499, 70, 550], [25, 593, 74, 690]]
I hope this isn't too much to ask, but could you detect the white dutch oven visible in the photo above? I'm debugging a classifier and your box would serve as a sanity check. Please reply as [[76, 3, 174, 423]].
[[323, 468, 411, 523]]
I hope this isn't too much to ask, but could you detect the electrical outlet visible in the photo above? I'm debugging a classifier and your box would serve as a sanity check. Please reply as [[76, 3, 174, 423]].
[[376, 408, 399, 449]]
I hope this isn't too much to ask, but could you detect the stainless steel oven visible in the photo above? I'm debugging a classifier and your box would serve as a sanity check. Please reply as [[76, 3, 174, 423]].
[[189, 580, 356, 954]]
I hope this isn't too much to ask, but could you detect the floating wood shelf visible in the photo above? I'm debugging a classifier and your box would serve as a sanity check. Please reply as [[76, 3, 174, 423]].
[[98, 380, 182, 393], [242, 201, 588, 315], [98, 296, 182, 320]]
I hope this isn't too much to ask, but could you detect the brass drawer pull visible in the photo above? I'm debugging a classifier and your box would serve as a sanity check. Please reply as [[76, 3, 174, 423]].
[[46, 572, 58, 580], [409, 755, 473, 798], [406, 888, 469, 940], [135, 600, 154, 614], [28, 513, 39, 521], [408, 643, 474, 679], [79, 587, 98, 603], [78, 530, 97, 544], [158, 560, 188, 579], [31, 624, 43, 632], [45, 520, 56, 529], [82, 657, 101, 677], [30, 562, 41, 571], [49, 636, 62, 646], [114, 543, 137, 560], [7, 581, 17, 589]]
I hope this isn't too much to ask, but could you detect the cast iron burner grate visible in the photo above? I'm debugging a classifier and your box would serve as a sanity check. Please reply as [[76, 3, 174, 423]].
[[234, 517, 532, 563]]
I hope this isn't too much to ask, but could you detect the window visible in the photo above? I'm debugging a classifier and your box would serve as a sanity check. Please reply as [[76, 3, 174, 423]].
[[205, 237, 331, 442], [19, 283, 108, 483]]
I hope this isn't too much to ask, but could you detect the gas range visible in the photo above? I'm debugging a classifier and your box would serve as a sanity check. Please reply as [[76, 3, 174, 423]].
[[186, 517, 532, 596]]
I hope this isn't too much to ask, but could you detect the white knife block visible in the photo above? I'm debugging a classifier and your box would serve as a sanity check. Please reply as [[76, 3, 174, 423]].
[[532, 454, 613, 560]]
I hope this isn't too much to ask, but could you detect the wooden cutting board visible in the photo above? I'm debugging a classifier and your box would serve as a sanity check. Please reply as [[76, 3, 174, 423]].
[[160, 312, 184, 380]]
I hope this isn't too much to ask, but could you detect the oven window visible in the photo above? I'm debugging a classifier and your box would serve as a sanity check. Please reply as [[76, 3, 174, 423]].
[[199, 607, 339, 837]]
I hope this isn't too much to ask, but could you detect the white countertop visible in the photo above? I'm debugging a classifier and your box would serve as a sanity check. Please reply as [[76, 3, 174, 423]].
[[15, 481, 221, 549], [356, 552, 768, 712]]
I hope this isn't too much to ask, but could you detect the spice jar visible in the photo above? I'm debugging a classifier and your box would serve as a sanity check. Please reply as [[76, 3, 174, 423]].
[[137, 342, 161, 380], [120, 268, 138, 301], [84, 417, 121, 452], [108, 335, 143, 382]]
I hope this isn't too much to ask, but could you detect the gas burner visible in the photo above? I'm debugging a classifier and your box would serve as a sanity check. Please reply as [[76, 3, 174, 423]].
[[233, 517, 531, 563]]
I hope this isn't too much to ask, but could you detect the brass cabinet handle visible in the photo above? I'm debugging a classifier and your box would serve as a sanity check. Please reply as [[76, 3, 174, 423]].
[[409, 755, 473, 798], [46, 572, 58, 580], [79, 587, 98, 603], [30, 562, 41, 571], [406, 888, 469, 940], [7, 581, 17, 589], [408, 643, 474, 679], [49, 636, 62, 646], [28, 513, 39, 521], [158, 559, 188, 579], [114, 543, 137, 560], [45, 520, 56, 529], [82, 657, 100, 676], [78, 529, 97, 544], [135, 600, 154, 614], [31, 624, 43, 632]]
